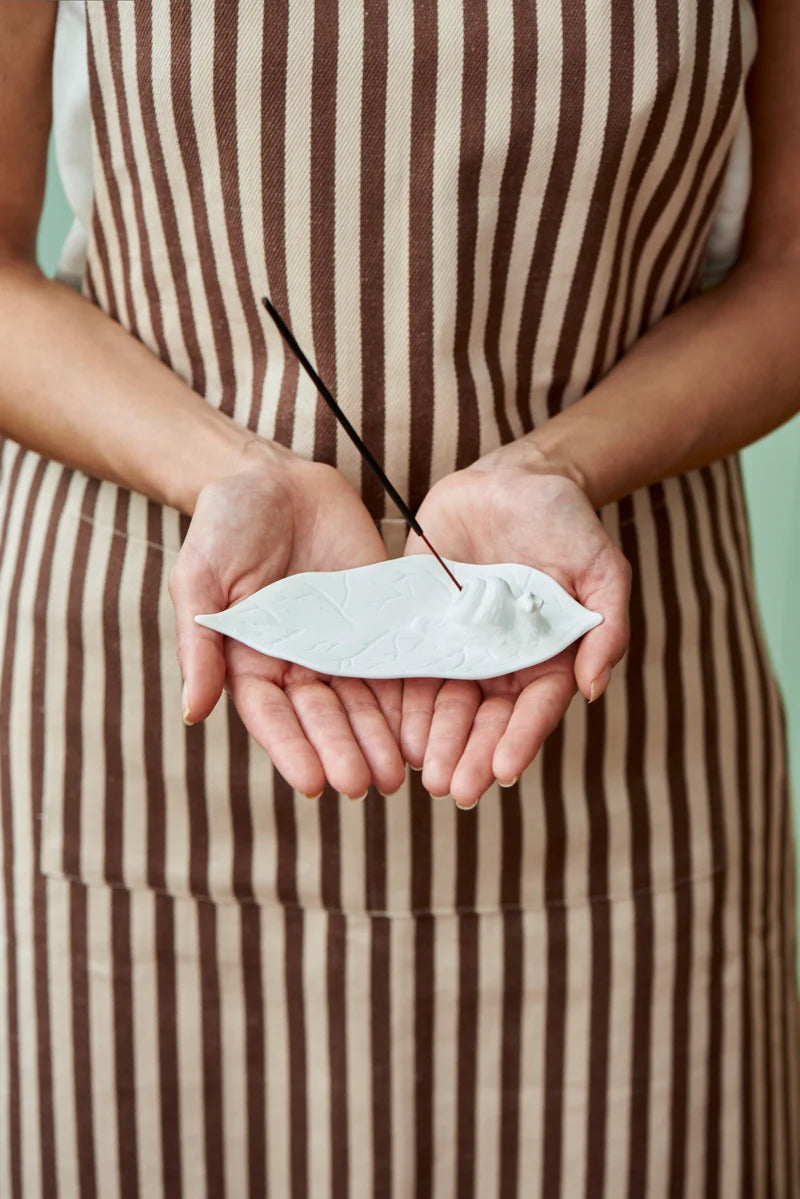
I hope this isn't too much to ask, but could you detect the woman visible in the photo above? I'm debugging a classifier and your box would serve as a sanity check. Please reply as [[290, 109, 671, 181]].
[[0, 0, 797, 1195]]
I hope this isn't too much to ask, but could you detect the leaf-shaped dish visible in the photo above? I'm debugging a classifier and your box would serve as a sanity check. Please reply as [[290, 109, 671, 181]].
[[195, 557, 602, 680]]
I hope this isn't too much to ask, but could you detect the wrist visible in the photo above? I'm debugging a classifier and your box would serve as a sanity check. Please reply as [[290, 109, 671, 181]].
[[174, 413, 296, 515], [471, 435, 591, 498], [518, 424, 604, 507]]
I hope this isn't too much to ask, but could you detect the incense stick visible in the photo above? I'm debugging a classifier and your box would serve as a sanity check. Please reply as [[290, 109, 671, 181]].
[[261, 296, 462, 591]]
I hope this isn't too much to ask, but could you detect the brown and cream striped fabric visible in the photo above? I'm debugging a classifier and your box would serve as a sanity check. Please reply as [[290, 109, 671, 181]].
[[1, 1, 798, 1195]]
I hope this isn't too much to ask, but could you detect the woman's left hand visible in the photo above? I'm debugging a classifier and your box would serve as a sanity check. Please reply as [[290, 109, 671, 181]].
[[401, 443, 631, 807]]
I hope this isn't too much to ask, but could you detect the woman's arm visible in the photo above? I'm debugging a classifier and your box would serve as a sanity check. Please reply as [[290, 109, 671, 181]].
[[0, 5, 405, 797], [0, 3, 251, 514], [526, 0, 800, 508], [399, 0, 800, 805]]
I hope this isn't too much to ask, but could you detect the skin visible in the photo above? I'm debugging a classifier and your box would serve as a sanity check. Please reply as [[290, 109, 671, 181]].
[[402, 454, 630, 805], [0, 2, 798, 806]]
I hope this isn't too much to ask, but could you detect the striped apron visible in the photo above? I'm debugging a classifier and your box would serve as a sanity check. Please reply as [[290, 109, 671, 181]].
[[2, 1, 798, 1195]]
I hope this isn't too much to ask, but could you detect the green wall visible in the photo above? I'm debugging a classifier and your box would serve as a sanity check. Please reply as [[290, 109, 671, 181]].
[[36, 144, 800, 913]]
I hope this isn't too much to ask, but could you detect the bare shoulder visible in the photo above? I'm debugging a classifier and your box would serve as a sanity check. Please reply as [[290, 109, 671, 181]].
[[0, 2, 57, 261], [743, 0, 800, 261]]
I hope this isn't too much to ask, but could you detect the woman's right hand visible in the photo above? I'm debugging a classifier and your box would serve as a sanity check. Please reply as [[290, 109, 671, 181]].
[[168, 439, 405, 799]]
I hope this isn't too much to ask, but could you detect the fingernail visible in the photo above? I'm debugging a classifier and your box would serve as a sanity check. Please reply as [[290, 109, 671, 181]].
[[304, 791, 323, 801], [589, 666, 612, 703], [181, 681, 194, 726], [428, 792, 449, 801], [349, 791, 369, 802], [410, 765, 422, 773], [498, 776, 519, 788]]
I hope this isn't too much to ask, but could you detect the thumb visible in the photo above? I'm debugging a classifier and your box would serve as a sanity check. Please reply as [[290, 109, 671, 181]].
[[167, 548, 227, 724], [572, 545, 631, 702]]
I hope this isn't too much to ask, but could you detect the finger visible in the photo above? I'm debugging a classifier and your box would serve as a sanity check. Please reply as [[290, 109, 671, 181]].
[[287, 679, 373, 799], [226, 671, 327, 798], [402, 528, 426, 557], [449, 694, 514, 808], [366, 678, 403, 746], [421, 680, 482, 798], [492, 671, 576, 784], [330, 677, 406, 795], [167, 549, 227, 723], [573, 545, 632, 701], [400, 677, 443, 768]]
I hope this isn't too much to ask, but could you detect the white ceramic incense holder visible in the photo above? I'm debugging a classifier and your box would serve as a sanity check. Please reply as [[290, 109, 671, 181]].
[[195, 557, 602, 680]]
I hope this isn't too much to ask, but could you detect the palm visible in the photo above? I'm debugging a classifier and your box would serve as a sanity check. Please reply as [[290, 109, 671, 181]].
[[170, 453, 405, 799], [402, 461, 630, 805]]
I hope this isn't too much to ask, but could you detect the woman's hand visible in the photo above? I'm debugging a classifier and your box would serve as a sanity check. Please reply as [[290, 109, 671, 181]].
[[168, 440, 405, 800], [401, 443, 631, 807]]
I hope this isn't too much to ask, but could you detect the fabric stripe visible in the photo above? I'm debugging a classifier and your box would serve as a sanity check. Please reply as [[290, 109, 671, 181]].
[[140, 503, 168, 894], [651, 481, 695, 1199], [515, 2, 587, 433], [371, 915, 393, 1197], [170, 0, 237, 417], [105, 6, 168, 363], [93, 484, 141, 1195], [498, 782, 523, 1199], [197, 903, 224, 1196], [227, 706, 255, 902], [273, 768, 309, 1197], [326, 906, 349, 1199], [240, 906, 267, 1198], [616, 495, 654, 1198], [452, 0, 488, 469], [587, 0, 679, 380], [70, 883, 97, 1199], [30, 470, 72, 1199], [102, 492, 129, 885], [540, 724, 568, 1198], [584, 700, 612, 1197], [320, 808, 348, 1191], [8, 460, 64, 1199], [310, 0, 339, 464], [699, 463, 759, 1193], [109, 891, 139, 1199], [667, 151, 736, 311], [260, 0, 297, 447], [359, 0, 389, 517], [547, 1, 634, 418], [642, 7, 743, 328], [723, 458, 791, 1190], [618, 3, 710, 350], [153, 897, 182, 1197], [213, 0, 270, 434], [61, 478, 99, 876], [407, 1, 438, 508], [454, 802, 480, 1195], [173, 899, 203, 1194], [456, 913, 479, 1197], [132, 2, 206, 394], [84, 891, 118, 1193], [719, 459, 767, 1190], [409, 773, 434, 1195], [483, 0, 536, 448], [87, 18, 136, 336], [0, 448, 42, 1199], [87, 174, 119, 325]]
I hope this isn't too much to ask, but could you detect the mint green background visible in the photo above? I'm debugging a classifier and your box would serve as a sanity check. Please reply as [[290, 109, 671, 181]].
[[36, 144, 800, 913]]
